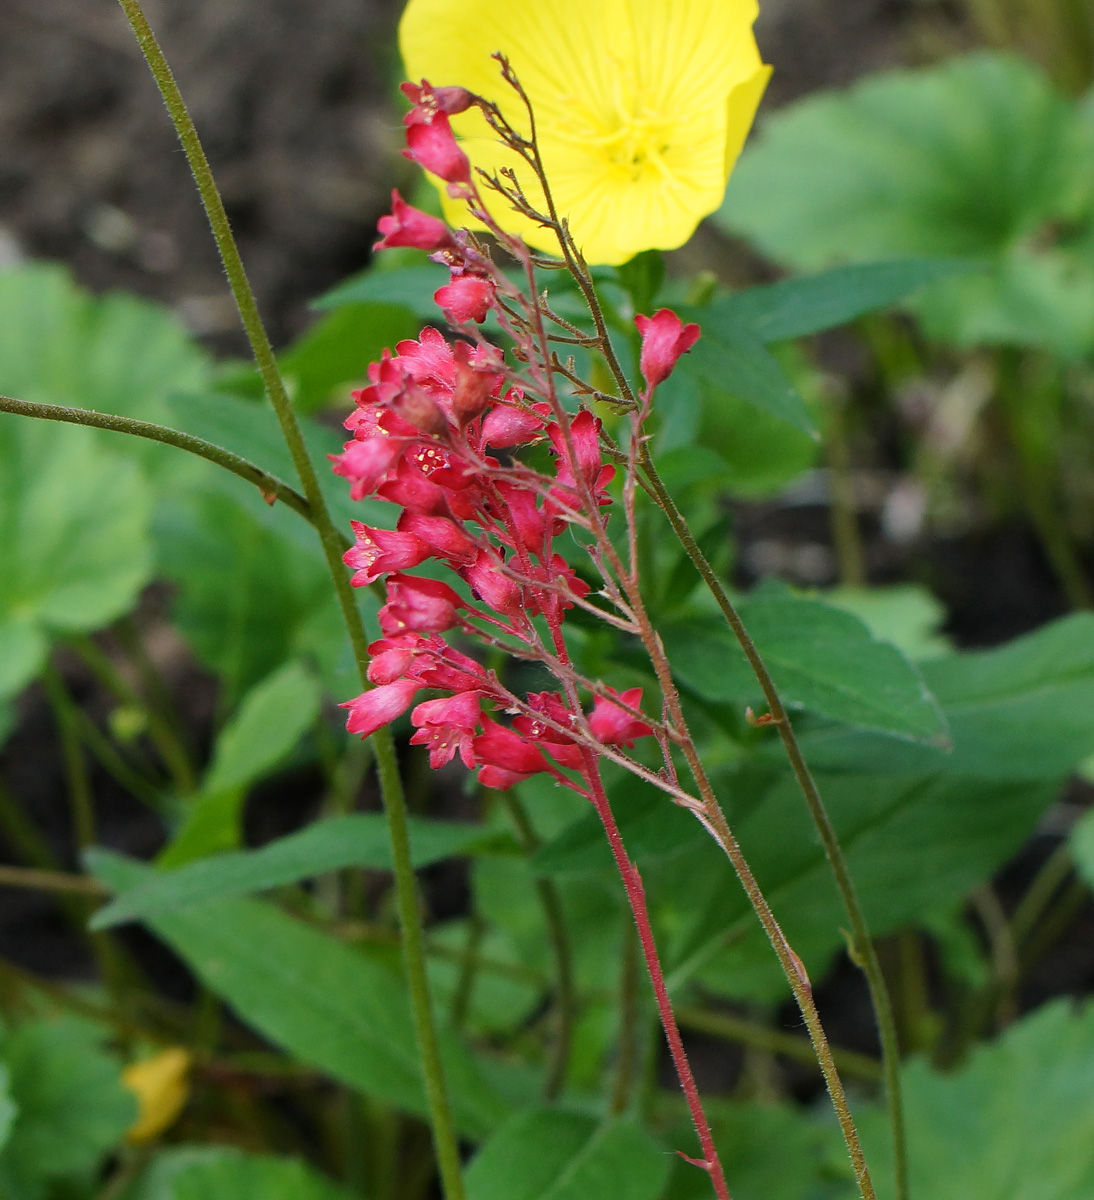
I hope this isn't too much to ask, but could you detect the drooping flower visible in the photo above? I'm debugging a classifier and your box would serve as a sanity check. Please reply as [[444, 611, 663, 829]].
[[635, 309, 701, 389], [399, 0, 771, 265]]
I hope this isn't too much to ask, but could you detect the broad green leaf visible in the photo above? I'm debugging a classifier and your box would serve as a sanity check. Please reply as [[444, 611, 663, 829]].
[[847, 1001, 1094, 1199], [662, 587, 947, 743], [159, 662, 323, 866], [0, 1016, 136, 1199], [171, 1151, 351, 1200], [0, 418, 152, 700], [92, 813, 506, 929], [822, 584, 952, 661], [1071, 809, 1094, 890], [0, 263, 208, 423], [683, 770, 1056, 1000], [0, 1064, 16, 1155], [718, 258, 976, 342], [673, 311, 817, 436], [280, 303, 419, 412], [718, 53, 1094, 355], [465, 1109, 669, 1200], [89, 851, 506, 1137], [204, 661, 321, 795]]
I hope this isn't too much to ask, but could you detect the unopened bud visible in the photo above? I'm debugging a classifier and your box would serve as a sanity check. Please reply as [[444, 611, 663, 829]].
[[392, 381, 448, 436]]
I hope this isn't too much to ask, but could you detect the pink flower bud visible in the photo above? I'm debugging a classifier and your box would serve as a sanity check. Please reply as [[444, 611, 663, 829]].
[[343, 679, 421, 738], [473, 716, 550, 788], [397, 511, 477, 566], [634, 309, 701, 389], [589, 687, 654, 747], [391, 379, 449, 436], [482, 402, 546, 448], [435, 275, 495, 325], [375, 190, 454, 253], [403, 113, 471, 185], [330, 435, 404, 500], [461, 548, 522, 617]]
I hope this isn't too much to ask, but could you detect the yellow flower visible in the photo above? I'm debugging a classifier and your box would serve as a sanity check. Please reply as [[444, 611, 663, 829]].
[[122, 1047, 192, 1144], [399, 0, 771, 266]]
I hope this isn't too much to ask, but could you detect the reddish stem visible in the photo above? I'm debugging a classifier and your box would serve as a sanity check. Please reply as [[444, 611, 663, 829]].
[[583, 755, 732, 1200]]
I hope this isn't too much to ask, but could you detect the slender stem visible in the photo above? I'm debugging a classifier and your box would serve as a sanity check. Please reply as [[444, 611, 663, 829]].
[[41, 662, 97, 851], [639, 449, 899, 1200], [1010, 840, 1074, 946], [111, 6, 465, 1195], [501, 790, 576, 1099], [583, 758, 733, 1200], [0, 864, 107, 896], [0, 395, 313, 528], [677, 1006, 883, 1082]]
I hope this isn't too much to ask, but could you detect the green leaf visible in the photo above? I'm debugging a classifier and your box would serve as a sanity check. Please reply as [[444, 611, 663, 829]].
[[159, 662, 323, 866], [311, 264, 445, 314], [170, 1151, 351, 1200], [718, 52, 1094, 355], [685, 770, 1056, 1000], [662, 586, 947, 743], [0, 263, 208, 424], [154, 490, 332, 705], [92, 813, 505, 929], [0, 1064, 16, 1156], [88, 852, 507, 1137], [718, 258, 977, 342], [673, 311, 817, 436], [822, 584, 952, 661], [465, 1109, 669, 1200], [0, 417, 152, 700], [0, 1016, 136, 1199], [848, 1000, 1094, 1199], [280, 303, 420, 412]]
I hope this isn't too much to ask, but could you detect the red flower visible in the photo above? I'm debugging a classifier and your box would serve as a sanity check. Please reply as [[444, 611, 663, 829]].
[[331, 435, 405, 501], [379, 573, 465, 635], [410, 690, 482, 768], [461, 548, 522, 618], [401, 80, 475, 124], [343, 679, 421, 738], [473, 716, 550, 789], [634, 309, 701, 389], [404, 114, 471, 185], [589, 687, 654, 747], [513, 692, 584, 770], [397, 511, 478, 566], [482, 401, 546, 448], [344, 521, 429, 586], [435, 275, 496, 324], [375, 190, 454, 252]]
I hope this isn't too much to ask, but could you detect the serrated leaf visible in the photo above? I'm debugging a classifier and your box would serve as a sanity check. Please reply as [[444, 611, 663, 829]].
[[92, 813, 506, 929], [465, 1109, 669, 1200], [662, 587, 947, 743], [88, 852, 506, 1138], [0, 418, 152, 700], [0, 1016, 136, 1199], [848, 1001, 1094, 1200], [718, 258, 977, 342], [718, 52, 1094, 355]]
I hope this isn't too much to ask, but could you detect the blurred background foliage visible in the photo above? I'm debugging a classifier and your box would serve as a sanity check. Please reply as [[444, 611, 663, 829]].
[[0, 1, 1093, 1198]]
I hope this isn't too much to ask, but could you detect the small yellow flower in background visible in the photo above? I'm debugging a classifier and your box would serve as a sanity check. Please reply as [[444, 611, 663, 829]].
[[399, 0, 771, 266], [122, 1047, 192, 1144]]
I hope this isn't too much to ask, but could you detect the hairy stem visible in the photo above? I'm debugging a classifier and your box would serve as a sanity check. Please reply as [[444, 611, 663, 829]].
[[111, 5, 465, 1195], [583, 757, 733, 1200], [0, 395, 313, 527], [639, 448, 901, 1200]]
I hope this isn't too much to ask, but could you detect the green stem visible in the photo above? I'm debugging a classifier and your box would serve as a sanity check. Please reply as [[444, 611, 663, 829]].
[[501, 790, 576, 1100], [111, 5, 465, 1195], [0, 395, 313, 529], [41, 662, 97, 852], [638, 449, 905, 1200]]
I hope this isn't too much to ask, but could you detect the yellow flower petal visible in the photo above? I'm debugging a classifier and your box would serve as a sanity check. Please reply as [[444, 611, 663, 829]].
[[122, 1047, 192, 1144], [399, 0, 770, 264]]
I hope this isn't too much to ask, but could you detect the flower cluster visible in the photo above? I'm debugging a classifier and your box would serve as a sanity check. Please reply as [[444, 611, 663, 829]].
[[332, 83, 706, 799]]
